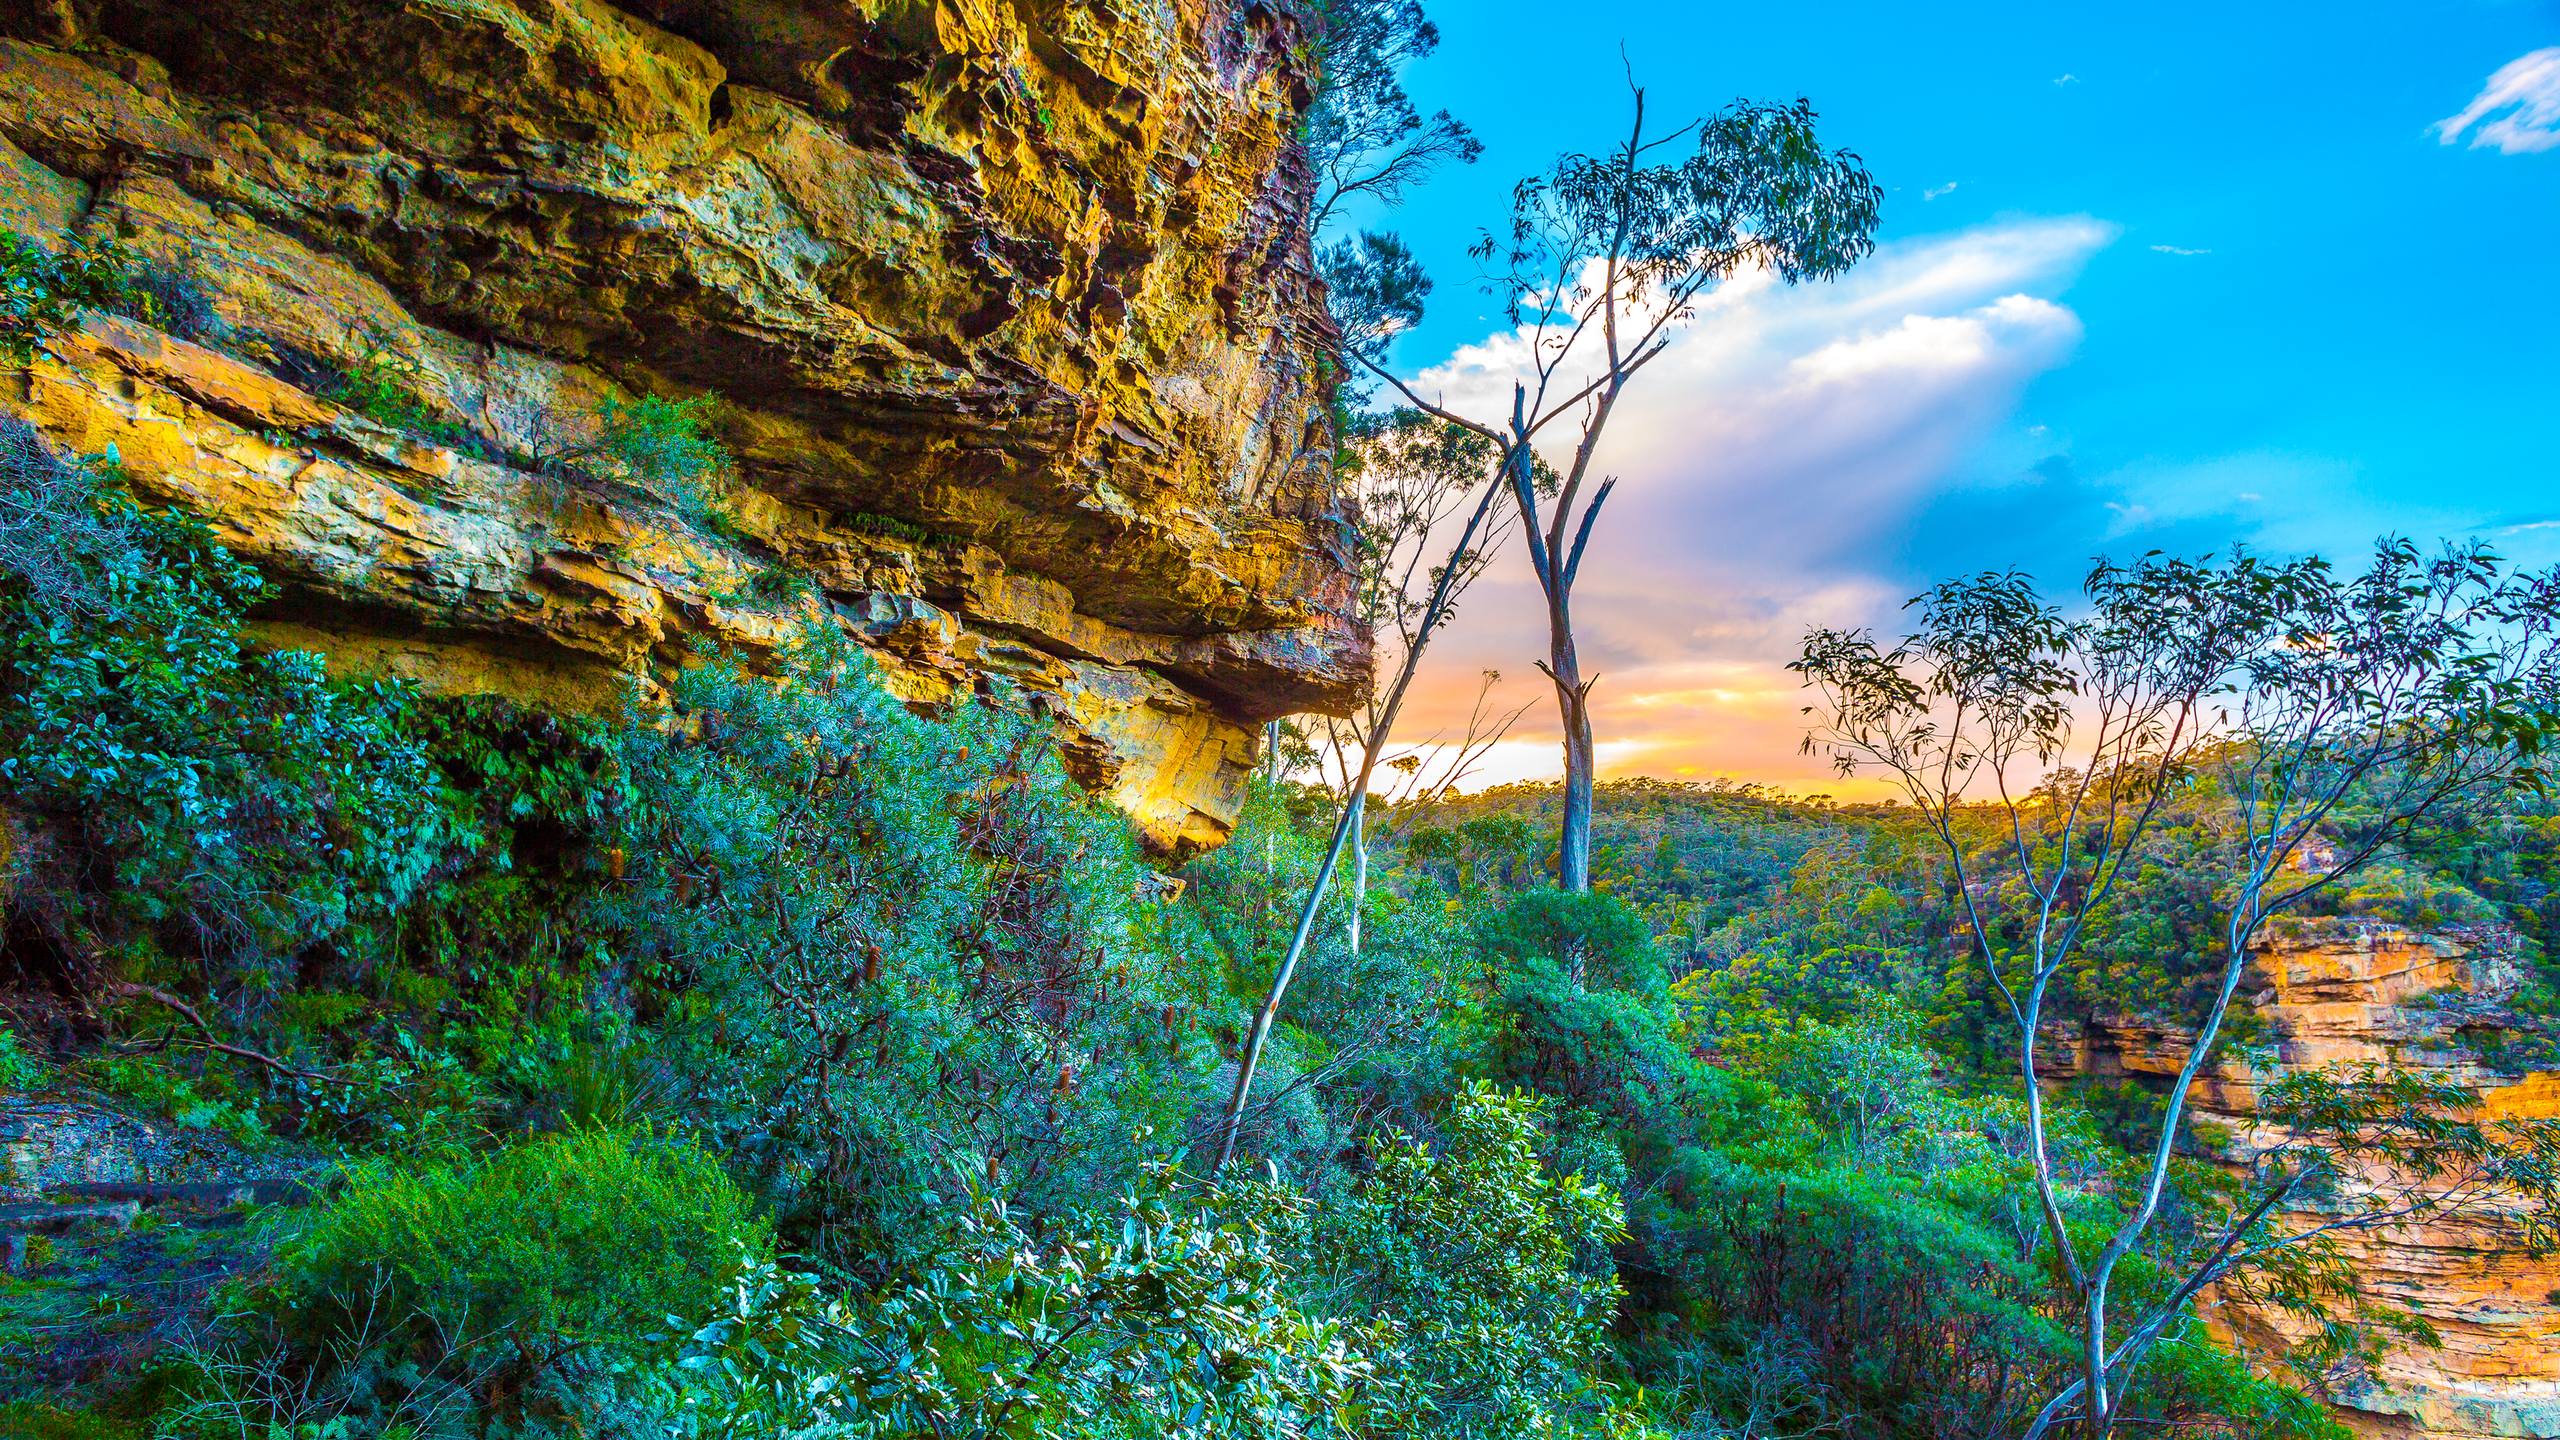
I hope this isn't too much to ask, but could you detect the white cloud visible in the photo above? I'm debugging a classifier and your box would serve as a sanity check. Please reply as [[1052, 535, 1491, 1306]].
[[1384, 217, 2116, 789], [2053, 72, 2079, 86], [1924, 181, 1960, 201], [1787, 297, 2071, 384], [2433, 47, 2560, 154], [2149, 243, 2211, 256]]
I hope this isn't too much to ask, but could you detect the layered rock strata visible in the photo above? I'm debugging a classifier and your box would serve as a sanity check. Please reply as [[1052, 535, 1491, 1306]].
[[2066, 924, 2560, 1438], [0, 0, 1368, 852]]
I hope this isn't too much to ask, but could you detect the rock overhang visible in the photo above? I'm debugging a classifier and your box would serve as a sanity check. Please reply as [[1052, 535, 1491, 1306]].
[[0, 0, 1371, 853]]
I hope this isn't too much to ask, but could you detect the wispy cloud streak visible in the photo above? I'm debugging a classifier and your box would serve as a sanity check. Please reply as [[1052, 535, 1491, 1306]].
[[2434, 48, 2560, 155]]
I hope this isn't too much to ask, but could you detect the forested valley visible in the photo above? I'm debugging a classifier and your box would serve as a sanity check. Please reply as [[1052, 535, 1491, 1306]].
[[4, 1, 2558, 1438]]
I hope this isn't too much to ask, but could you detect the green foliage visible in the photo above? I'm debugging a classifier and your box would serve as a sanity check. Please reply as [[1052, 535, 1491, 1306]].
[[269, 1127, 761, 1405], [318, 328, 462, 440], [107, 260, 224, 344], [1471, 96, 1882, 340], [0, 417, 147, 617], [0, 1401, 149, 1440], [0, 426, 659, 1155], [611, 631, 1217, 1263], [1464, 956, 1694, 1137], [1729, 999, 1938, 1156], [0, 227, 157, 363], [1186, 779, 1344, 987], [1308, 1083, 1645, 1438], [1380, 776, 2420, 1437], [1183, 779, 1470, 1165], [1398, 808, 1545, 895], [591, 394, 730, 518], [84, 1052, 274, 1146], [0, 1018, 45, 1088], [364, 695, 622, 1022], [310, 339, 731, 532], [1321, 230, 1433, 380], [631, 1159, 1383, 1439], [1473, 887, 1663, 994], [840, 509, 945, 547], [0, 428, 446, 976], [1299, 0, 1478, 392], [1300, 0, 1479, 228], [1648, 1156, 2061, 1437]]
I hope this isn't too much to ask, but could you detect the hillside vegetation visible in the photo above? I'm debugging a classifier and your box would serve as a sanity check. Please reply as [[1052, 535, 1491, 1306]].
[[6, 3, 2560, 1437], [12, 412, 2547, 1434]]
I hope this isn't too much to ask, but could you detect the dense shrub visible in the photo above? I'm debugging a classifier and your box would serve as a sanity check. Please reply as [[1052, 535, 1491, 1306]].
[[611, 632, 1220, 1264], [620, 1089, 1650, 1440], [0, 1018, 42, 1087], [591, 394, 729, 518], [1305, 1083, 1646, 1438], [0, 227, 160, 363], [1183, 779, 1470, 1169], [1465, 959, 1692, 1131], [624, 1159, 1383, 1440], [1, 427, 646, 1152], [316, 328, 463, 441], [1473, 886, 1664, 995], [0, 427, 445, 986], [1658, 1156, 2057, 1435], [0, 418, 141, 617], [107, 260, 225, 343], [265, 1127, 760, 1414]]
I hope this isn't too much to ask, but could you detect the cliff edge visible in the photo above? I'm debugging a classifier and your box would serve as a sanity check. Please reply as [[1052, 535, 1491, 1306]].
[[2069, 924, 2560, 1439], [0, 0, 1369, 853]]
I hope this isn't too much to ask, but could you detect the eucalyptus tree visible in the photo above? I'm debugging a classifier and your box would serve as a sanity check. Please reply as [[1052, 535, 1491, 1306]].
[[1315, 412, 1539, 956], [1211, 408, 1513, 1171], [1795, 542, 2560, 1438], [1209, 0, 1486, 1170], [1301, 0, 1482, 236], [1215, 86, 1875, 1162], [1354, 87, 1880, 890]]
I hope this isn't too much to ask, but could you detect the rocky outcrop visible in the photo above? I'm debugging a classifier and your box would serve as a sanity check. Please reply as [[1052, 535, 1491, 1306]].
[[0, 0, 1368, 852], [0, 1094, 312, 1384], [1, 1094, 307, 1205], [2067, 925, 2560, 1439]]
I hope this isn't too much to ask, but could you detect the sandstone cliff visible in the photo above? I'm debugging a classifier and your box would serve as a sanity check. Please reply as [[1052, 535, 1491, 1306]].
[[0, 0, 1369, 853], [2066, 924, 2560, 1439]]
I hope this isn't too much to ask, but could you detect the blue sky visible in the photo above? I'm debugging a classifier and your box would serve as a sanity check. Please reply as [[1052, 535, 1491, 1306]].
[[1353, 1, 2560, 790]]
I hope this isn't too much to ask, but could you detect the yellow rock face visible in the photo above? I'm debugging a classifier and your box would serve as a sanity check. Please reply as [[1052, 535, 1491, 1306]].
[[0, 0, 1369, 852], [2066, 924, 2560, 1438]]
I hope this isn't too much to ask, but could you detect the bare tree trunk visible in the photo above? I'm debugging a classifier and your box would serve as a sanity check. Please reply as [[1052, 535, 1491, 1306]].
[[1215, 786, 1363, 1173], [1211, 471, 1508, 1173], [1546, 586, 1595, 893], [1347, 803, 1368, 957], [2083, 1287, 2112, 1439], [1503, 403, 1608, 898]]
